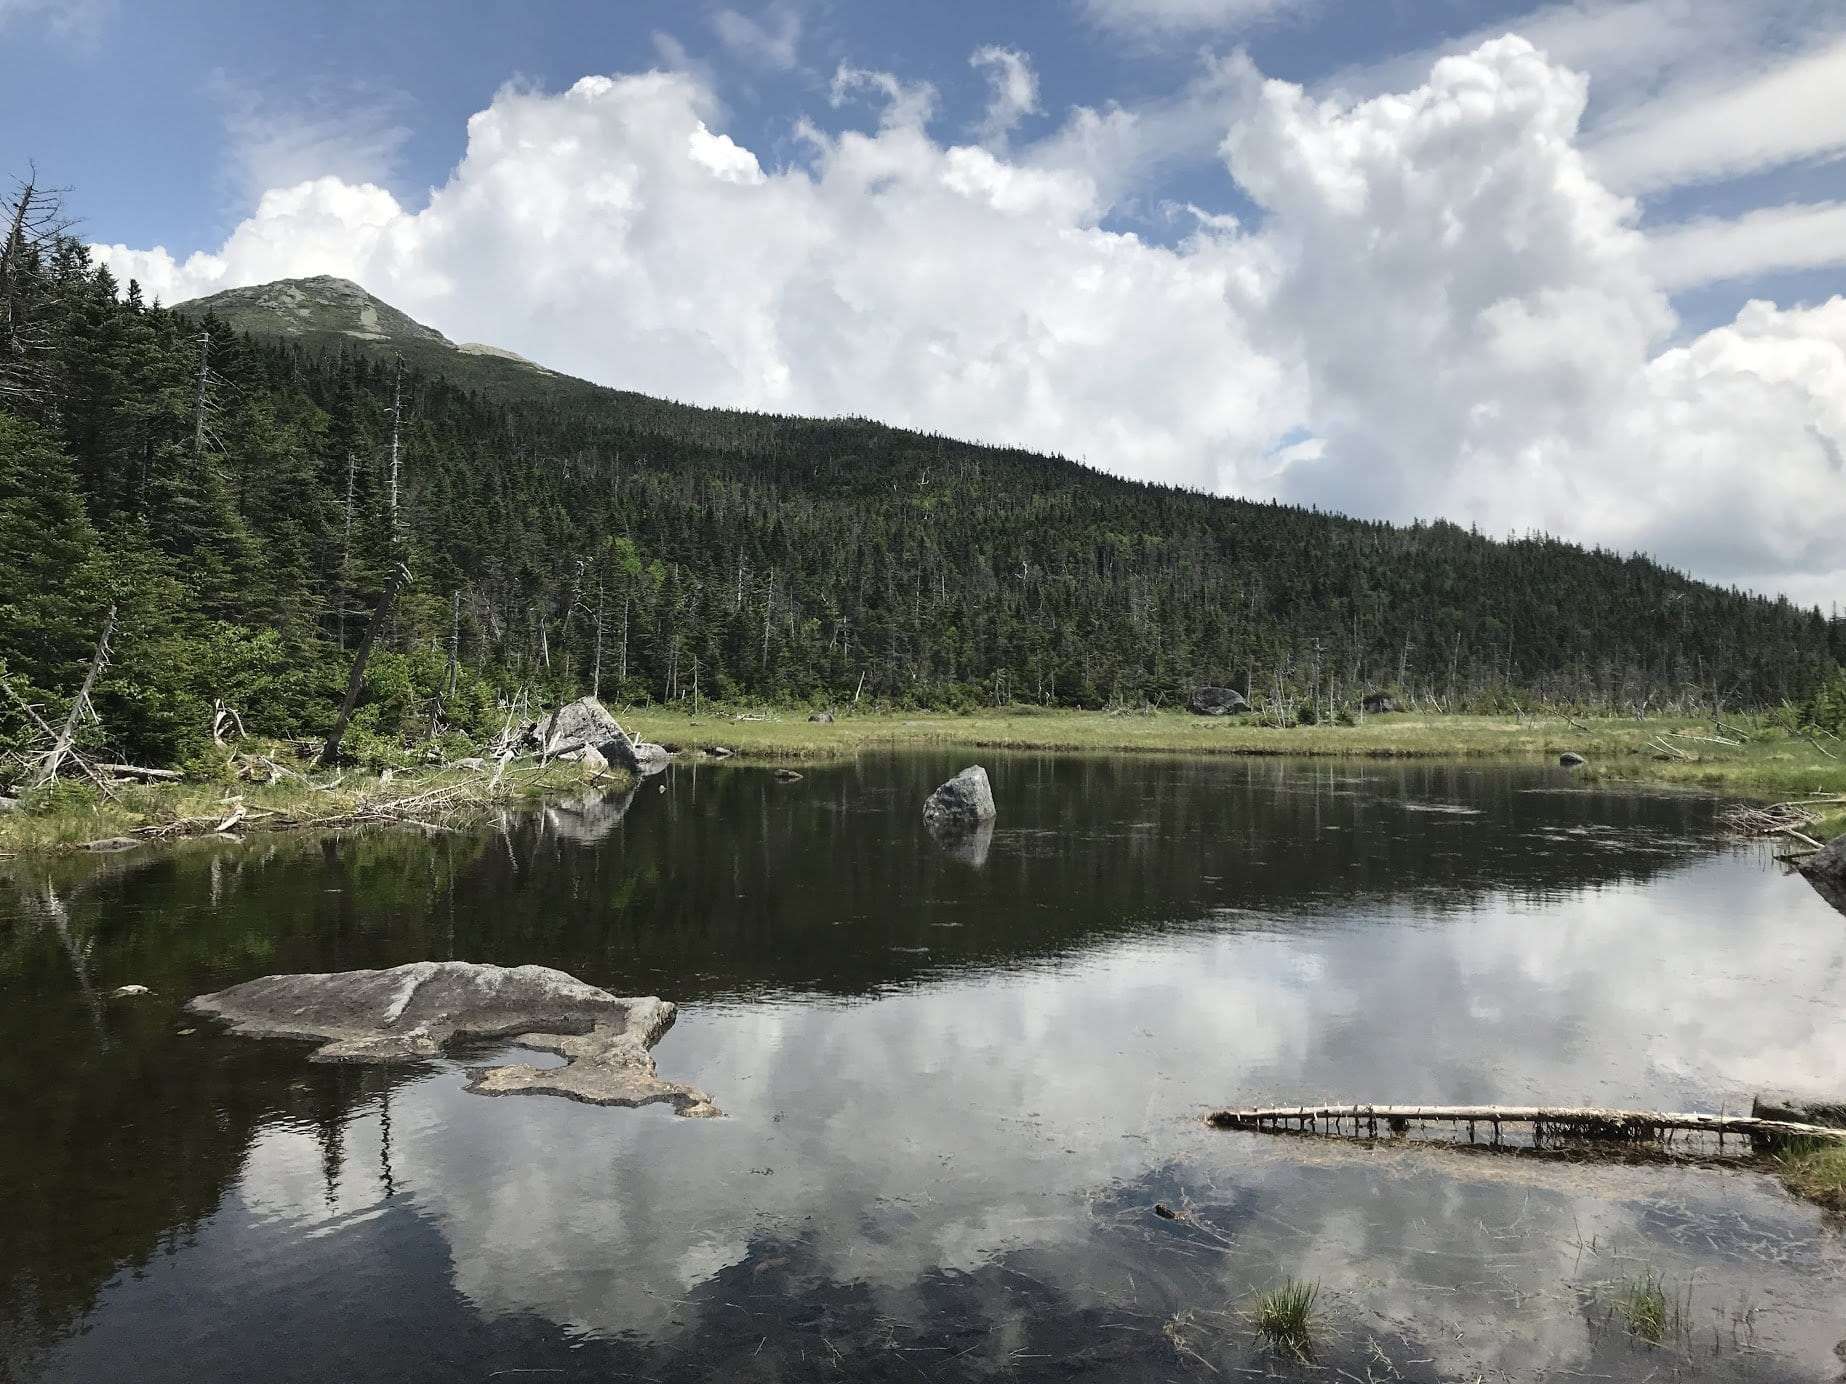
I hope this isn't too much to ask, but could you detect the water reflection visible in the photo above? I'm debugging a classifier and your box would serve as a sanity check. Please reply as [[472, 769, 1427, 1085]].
[[4, 753, 1844, 1382]]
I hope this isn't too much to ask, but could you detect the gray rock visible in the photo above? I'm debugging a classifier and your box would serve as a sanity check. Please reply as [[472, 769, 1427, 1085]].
[[186, 961, 717, 1116], [809, 712, 835, 724], [1559, 752, 1587, 767], [1799, 833, 1846, 917], [600, 733, 670, 777], [1188, 686, 1249, 716], [924, 766, 996, 830], [1753, 1092, 1846, 1128], [542, 696, 625, 755], [0, 795, 20, 812]]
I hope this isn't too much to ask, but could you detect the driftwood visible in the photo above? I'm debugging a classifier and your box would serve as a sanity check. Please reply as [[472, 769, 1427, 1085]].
[[1208, 1103, 1846, 1146], [97, 763, 182, 782]]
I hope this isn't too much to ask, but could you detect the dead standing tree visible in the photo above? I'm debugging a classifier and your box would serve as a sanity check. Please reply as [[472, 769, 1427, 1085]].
[[1, 168, 73, 406], [321, 356, 410, 766]]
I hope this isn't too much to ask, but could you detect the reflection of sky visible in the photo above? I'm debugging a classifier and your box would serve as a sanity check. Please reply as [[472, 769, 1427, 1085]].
[[129, 854, 1842, 1379], [19, 764, 1846, 1383]]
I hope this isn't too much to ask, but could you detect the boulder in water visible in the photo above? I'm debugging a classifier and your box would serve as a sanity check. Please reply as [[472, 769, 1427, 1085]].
[[1188, 686, 1249, 716], [924, 766, 996, 830], [186, 961, 717, 1116], [1799, 833, 1846, 916]]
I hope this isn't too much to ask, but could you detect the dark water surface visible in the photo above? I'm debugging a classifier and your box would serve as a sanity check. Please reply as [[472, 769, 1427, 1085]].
[[5, 753, 1845, 1382]]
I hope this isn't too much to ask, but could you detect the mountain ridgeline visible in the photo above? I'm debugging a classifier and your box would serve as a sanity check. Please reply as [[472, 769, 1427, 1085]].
[[2, 217, 1842, 766]]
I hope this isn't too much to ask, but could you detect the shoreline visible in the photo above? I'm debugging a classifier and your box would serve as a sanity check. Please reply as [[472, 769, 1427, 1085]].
[[5, 709, 1842, 857]]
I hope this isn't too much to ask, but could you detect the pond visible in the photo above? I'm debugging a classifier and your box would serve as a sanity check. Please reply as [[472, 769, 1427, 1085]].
[[3, 752, 1844, 1382]]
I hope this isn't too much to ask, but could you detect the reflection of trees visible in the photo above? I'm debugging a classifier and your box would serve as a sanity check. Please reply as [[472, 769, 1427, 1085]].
[[0, 755, 1723, 1365]]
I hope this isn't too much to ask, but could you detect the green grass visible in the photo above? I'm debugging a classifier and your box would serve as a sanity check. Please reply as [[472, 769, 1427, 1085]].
[[623, 706, 1731, 763], [1610, 1272, 1673, 1344], [1251, 1278, 1320, 1358], [0, 753, 602, 855], [1779, 1142, 1846, 1214]]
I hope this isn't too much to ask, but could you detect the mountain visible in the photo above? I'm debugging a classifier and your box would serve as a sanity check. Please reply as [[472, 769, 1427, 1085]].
[[4, 246, 1842, 765], [178, 275, 562, 398]]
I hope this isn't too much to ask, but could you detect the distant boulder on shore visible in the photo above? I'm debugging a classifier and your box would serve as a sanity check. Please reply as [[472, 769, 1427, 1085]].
[[1188, 686, 1249, 716], [924, 766, 996, 830]]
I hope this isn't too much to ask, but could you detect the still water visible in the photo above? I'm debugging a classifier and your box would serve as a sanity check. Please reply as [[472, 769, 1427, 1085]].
[[3, 753, 1844, 1382]]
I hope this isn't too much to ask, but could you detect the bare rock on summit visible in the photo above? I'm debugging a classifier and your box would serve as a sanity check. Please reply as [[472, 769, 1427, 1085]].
[[186, 961, 717, 1116]]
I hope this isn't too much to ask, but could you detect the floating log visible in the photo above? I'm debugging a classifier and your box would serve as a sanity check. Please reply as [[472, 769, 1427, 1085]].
[[1207, 1103, 1846, 1146]]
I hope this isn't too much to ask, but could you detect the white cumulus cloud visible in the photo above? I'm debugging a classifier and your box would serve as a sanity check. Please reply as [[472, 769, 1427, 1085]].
[[92, 46, 1846, 605]]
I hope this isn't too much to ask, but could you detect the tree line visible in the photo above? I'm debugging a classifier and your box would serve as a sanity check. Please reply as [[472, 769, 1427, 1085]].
[[3, 179, 1842, 768]]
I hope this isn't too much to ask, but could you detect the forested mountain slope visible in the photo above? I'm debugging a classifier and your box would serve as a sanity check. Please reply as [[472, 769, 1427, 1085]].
[[2, 198, 1841, 766]]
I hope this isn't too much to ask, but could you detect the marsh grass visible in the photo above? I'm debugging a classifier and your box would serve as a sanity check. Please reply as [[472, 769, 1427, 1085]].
[[624, 707, 1740, 765], [0, 754, 597, 855], [1251, 1278, 1320, 1359], [1595, 1270, 1692, 1346], [1778, 1141, 1846, 1213]]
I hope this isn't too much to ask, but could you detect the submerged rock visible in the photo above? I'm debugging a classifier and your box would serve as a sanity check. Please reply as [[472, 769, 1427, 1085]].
[[924, 766, 996, 830], [186, 961, 717, 1116]]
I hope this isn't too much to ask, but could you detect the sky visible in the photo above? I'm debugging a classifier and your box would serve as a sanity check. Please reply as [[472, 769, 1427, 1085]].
[[5, 0, 1844, 608]]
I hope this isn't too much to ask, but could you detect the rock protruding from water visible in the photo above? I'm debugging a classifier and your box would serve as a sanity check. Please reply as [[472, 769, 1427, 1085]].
[[1188, 686, 1249, 716], [186, 961, 717, 1116], [1799, 833, 1846, 916], [1558, 752, 1586, 767], [924, 766, 996, 830]]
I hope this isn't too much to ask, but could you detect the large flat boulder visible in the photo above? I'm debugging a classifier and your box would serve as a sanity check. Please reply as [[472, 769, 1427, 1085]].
[[923, 766, 996, 830], [186, 961, 717, 1116], [1800, 834, 1846, 916]]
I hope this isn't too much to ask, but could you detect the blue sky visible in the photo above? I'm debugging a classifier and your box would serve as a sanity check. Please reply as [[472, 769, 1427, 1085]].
[[6, 0, 1845, 603]]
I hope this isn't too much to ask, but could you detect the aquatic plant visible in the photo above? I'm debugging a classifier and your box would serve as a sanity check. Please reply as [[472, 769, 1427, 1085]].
[[1252, 1278, 1320, 1358], [1610, 1271, 1676, 1344]]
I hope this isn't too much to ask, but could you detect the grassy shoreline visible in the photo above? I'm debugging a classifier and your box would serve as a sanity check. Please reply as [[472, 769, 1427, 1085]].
[[0, 757, 609, 856], [5, 709, 1842, 856]]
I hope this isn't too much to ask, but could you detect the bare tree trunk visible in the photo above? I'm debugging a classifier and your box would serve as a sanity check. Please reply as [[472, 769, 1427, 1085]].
[[321, 566, 407, 766], [36, 604, 116, 787], [386, 356, 403, 539], [338, 449, 356, 648], [191, 331, 210, 467], [591, 574, 605, 700]]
